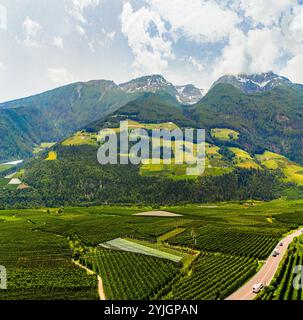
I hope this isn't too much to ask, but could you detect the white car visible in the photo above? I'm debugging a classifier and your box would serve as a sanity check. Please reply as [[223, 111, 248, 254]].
[[253, 283, 264, 293]]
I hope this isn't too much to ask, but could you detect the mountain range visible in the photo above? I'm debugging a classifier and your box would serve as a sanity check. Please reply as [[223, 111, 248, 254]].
[[212, 72, 303, 94], [1, 71, 303, 165], [2, 71, 303, 207], [0, 75, 205, 162], [119, 74, 205, 104]]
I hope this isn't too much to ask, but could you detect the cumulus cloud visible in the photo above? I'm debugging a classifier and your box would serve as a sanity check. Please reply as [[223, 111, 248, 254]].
[[118, 0, 303, 87], [147, 0, 240, 43], [121, 2, 173, 76], [48, 67, 75, 85], [120, 0, 242, 77], [282, 5, 303, 55], [209, 1, 303, 85], [5, 0, 303, 102], [281, 54, 303, 83], [212, 27, 284, 79], [52, 36, 64, 48], [23, 16, 42, 47], [237, 0, 296, 27]]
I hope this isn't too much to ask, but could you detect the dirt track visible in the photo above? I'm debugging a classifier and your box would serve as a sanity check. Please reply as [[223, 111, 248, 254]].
[[72, 260, 106, 300], [226, 228, 303, 300]]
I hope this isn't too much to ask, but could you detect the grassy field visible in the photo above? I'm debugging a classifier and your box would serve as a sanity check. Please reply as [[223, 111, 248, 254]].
[[62, 132, 98, 146], [211, 128, 240, 141], [33, 142, 56, 154], [97, 120, 179, 142], [140, 141, 231, 180], [0, 200, 302, 300], [99, 120, 179, 132], [229, 147, 260, 169], [256, 151, 303, 185], [0, 178, 19, 190], [45, 151, 58, 161], [57, 121, 303, 184], [0, 164, 13, 173], [49, 121, 303, 186], [57, 121, 234, 180]]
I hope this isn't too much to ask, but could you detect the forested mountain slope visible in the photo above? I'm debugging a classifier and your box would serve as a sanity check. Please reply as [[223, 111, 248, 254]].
[[0, 80, 137, 161], [191, 83, 303, 164]]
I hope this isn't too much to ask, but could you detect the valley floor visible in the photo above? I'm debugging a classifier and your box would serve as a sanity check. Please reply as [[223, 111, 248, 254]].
[[1, 199, 303, 300], [226, 228, 303, 300]]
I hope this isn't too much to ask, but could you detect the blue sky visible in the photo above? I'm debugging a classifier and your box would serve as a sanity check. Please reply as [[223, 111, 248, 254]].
[[0, 0, 302, 102]]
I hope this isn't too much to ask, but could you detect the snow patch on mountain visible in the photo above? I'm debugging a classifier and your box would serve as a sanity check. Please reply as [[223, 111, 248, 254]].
[[212, 72, 294, 94], [120, 75, 205, 105]]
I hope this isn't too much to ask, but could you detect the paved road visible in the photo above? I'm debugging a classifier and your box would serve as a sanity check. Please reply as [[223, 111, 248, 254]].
[[226, 228, 303, 300]]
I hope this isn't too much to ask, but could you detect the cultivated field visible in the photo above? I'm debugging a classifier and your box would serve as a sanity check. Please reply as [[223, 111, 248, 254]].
[[1, 199, 303, 300], [229, 147, 260, 170], [45, 151, 58, 161], [256, 151, 303, 185], [257, 235, 303, 300], [211, 128, 240, 141]]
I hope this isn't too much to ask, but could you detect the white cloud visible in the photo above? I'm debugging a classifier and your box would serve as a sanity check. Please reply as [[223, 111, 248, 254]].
[[0, 62, 6, 70], [121, 2, 173, 76], [3, 0, 303, 103], [281, 54, 303, 84], [143, 0, 303, 87], [105, 31, 116, 42], [120, 0, 240, 82], [188, 56, 204, 72], [69, 0, 101, 23], [281, 6, 303, 56], [212, 27, 284, 80], [237, 0, 296, 27], [288, 6, 303, 39], [77, 28, 115, 52], [22, 18, 65, 50], [48, 67, 75, 85], [69, 0, 112, 52], [76, 24, 86, 36], [23, 16, 42, 47], [147, 0, 240, 43], [52, 36, 64, 48], [99, 30, 116, 47]]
